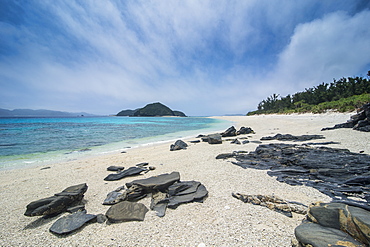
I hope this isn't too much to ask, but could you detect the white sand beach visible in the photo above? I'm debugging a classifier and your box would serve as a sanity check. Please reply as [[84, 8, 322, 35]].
[[0, 113, 369, 246]]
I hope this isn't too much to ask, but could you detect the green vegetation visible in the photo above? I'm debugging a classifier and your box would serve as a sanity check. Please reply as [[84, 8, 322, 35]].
[[248, 72, 370, 115], [117, 102, 187, 117]]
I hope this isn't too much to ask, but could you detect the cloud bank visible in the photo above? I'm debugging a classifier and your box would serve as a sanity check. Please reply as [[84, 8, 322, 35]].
[[1, 0, 370, 115]]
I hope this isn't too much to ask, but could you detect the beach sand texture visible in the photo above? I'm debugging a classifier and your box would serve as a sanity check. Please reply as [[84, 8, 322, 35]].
[[0, 113, 369, 246]]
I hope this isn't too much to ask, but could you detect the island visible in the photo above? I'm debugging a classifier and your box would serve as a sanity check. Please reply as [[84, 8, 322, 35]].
[[116, 102, 187, 117]]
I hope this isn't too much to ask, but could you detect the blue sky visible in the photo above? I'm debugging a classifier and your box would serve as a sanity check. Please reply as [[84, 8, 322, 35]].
[[1, 0, 370, 116]]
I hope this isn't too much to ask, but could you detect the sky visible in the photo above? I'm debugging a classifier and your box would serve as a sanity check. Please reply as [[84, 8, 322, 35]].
[[1, 1, 370, 116]]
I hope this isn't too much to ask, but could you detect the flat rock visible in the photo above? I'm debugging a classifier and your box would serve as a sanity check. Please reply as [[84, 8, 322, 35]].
[[104, 166, 147, 181], [294, 221, 365, 247], [126, 172, 180, 192], [105, 201, 149, 223], [49, 211, 96, 235], [107, 166, 124, 171], [227, 143, 370, 208], [260, 133, 325, 141]]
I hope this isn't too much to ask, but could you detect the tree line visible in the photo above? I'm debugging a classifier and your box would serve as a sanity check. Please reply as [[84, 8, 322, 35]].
[[248, 71, 370, 115]]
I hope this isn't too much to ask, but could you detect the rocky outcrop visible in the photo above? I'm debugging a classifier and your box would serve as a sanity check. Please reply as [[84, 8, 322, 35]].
[[260, 133, 325, 141], [322, 103, 370, 132], [223, 143, 370, 209], [116, 102, 186, 117], [293, 202, 370, 247], [24, 184, 88, 217]]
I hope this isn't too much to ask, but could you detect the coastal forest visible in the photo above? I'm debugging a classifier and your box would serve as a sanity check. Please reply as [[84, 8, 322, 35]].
[[248, 71, 370, 115]]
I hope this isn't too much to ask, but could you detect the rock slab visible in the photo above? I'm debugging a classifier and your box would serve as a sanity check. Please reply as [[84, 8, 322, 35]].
[[49, 211, 96, 235], [105, 201, 149, 223]]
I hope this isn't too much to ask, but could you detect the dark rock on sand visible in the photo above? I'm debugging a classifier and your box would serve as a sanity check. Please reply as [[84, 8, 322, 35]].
[[166, 182, 208, 209], [49, 211, 96, 235], [221, 126, 237, 137], [126, 172, 180, 192], [226, 143, 370, 208], [230, 139, 241, 144], [322, 103, 370, 132], [170, 140, 188, 151], [189, 140, 201, 143], [25, 183, 88, 217], [204, 134, 222, 144], [104, 166, 147, 181], [150, 191, 168, 217], [107, 166, 124, 171], [260, 133, 325, 141], [237, 126, 254, 135], [105, 201, 149, 223]]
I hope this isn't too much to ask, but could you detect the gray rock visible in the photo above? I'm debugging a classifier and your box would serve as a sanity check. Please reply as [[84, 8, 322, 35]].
[[150, 191, 168, 217], [49, 211, 96, 235], [170, 140, 188, 151], [25, 183, 88, 217], [167, 183, 208, 209], [105, 201, 149, 223], [107, 166, 124, 171], [295, 221, 365, 247], [104, 166, 147, 181], [221, 126, 237, 137], [206, 134, 222, 144], [237, 127, 254, 135], [126, 172, 180, 191], [96, 214, 107, 223]]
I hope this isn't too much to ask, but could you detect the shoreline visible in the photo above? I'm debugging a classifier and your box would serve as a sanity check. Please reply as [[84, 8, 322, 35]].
[[1, 113, 368, 246]]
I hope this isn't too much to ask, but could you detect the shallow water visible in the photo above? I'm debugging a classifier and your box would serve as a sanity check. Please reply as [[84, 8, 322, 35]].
[[0, 116, 231, 170]]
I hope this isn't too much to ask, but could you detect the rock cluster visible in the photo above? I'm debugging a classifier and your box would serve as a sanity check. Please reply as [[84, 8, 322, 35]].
[[104, 163, 153, 181], [103, 172, 208, 218], [24, 183, 88, 217], [221, 143, 370, 209], [322, 103, 370, 132], [293, 202, 370, 247], [198, 126, 255, 145]]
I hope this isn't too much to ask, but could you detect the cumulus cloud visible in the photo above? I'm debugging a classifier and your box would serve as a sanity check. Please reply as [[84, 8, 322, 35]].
[[1, 1, 370, 115]]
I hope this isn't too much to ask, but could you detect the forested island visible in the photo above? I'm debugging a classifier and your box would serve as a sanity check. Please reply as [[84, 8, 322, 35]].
[[116, 102, 186, 117], [248, 71, 370, 115]]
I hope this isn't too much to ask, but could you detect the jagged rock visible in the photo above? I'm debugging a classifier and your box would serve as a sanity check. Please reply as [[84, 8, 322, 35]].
[[104, 166, 147, 181], [107, 166, 124, 171], [294, 221, 365, 247], [126, 172, 180, 191], [322, 103, 370, 132], [221, 126, 237, 137], [166, 181, 208, 209], [103, 185, 146, 205], [260, 133, 325, 141], [103, 191, 124, 205], [96, 214, 107, 223], [105, 201, 149, 223], [24, 183, 88, 217], [170, 140, 188, 151], [49, 211, 96, 235], [231, 139, 241, 144], [237, 127, 254, 135], [226, 143, 370, 208], [232, 193, 307, 217]]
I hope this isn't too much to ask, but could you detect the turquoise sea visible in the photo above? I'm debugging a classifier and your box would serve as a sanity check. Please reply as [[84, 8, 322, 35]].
[[0, 116, 231, 170]]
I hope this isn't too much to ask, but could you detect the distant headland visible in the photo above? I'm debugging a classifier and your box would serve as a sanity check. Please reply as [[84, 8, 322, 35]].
[[116, 102, 187, 117]]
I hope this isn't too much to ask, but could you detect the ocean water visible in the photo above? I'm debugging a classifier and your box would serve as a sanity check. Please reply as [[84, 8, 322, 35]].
[[0, 116, 231, 170]]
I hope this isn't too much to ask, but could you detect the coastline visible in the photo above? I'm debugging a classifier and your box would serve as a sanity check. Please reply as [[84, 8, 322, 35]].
[[0, 113, 368, 246]]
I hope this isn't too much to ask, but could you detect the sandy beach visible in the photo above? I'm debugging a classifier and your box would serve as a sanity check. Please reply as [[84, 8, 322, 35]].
[[0, 113, 369, 247]]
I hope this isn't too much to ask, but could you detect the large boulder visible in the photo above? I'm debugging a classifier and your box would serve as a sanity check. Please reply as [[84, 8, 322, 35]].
[[24, 183, 88, 217], [221, 126, 237, 137], [204, 134, 222, 144]]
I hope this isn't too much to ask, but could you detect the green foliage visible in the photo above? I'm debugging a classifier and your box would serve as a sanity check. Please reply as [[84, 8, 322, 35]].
[[248, 73, 370, 115]]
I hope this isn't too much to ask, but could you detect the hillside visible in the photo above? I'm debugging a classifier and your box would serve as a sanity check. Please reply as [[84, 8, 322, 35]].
[[116, 102, 186, 117]]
